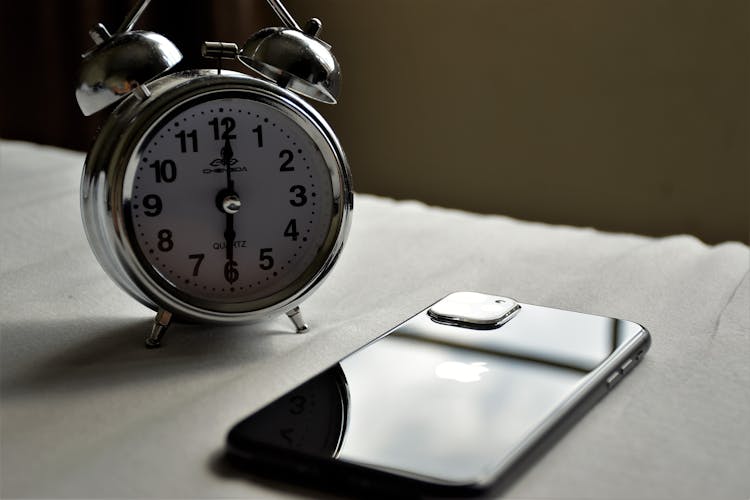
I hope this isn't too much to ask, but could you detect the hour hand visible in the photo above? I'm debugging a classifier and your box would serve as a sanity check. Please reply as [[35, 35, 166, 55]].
[[216, 134, 240, 214], [221, 135, 234, 185], [221, 134, 233, 162]]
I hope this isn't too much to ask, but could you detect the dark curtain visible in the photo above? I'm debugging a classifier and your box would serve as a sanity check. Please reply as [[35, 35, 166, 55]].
[[0, 0, 270, 151]]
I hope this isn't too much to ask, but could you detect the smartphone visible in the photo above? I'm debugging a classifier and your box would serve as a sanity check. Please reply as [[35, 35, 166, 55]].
[[226, 292, 651, 497]]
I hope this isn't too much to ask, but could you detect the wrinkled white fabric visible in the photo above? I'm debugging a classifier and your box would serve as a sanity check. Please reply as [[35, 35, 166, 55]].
[[1, 140, 748, 498]]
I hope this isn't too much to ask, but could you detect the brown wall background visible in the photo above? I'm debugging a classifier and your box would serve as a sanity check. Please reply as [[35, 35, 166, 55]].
[[1, 1, 747, 243]]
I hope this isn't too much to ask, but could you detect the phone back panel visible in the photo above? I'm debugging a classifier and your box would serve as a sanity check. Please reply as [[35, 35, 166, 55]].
[[228, 298, 649, 490]]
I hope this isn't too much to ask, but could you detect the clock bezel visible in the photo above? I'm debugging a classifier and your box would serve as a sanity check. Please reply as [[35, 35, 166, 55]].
[[81, 69, 353, 324]]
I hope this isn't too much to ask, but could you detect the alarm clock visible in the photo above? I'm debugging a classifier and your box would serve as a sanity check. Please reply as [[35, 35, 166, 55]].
[[75, 0, 352, 347]]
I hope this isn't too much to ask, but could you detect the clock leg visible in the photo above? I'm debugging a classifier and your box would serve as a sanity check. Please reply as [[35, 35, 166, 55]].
[[145, 308, 173, 348], [286, 306, 309, 333]]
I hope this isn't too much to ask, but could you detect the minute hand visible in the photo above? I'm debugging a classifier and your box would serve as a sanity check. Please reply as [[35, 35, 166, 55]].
[[220, 136, 239, 284]]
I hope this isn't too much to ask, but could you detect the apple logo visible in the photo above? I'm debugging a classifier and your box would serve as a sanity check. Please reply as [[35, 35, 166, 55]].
[[435, 361, 489, 383]]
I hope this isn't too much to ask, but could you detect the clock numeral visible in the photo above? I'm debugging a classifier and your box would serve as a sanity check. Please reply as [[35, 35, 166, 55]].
[[224, 260, 239, 283], [157, 229, 174, 252], [259, 248, 274, 270], [149, 159, 177, 183], [289, 185, 307, 207], [142, 194, 162, 217], [252, 124, 263, 147], [175, 129, 198, 153], [280, 428, 294, 445], [188, 253, 205, 276], [279, 149, 294, 171], [288, 395, 306, 415], [209, 117, 236, 140], [283, 219, 299, 241]]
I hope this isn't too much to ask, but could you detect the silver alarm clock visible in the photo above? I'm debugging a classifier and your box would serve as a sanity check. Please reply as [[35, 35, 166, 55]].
[[76, 0, 352, 347]]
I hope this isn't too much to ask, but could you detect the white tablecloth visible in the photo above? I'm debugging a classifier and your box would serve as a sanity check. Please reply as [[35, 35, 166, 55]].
[[1, 140, 748, 498]]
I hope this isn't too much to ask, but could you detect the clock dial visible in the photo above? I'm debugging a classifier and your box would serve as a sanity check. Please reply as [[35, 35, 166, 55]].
[[126, 94, 337, 308]]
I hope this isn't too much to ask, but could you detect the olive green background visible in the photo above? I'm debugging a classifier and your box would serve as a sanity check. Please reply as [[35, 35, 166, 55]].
[[1, 0, 747, 243], [288, 0, 749, 244]]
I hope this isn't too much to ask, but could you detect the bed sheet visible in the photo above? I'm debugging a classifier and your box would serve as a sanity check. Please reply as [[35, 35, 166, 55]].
[[1, 140, 748, 498]]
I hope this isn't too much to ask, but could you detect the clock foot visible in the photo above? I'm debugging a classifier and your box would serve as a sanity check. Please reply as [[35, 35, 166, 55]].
[[145, 308, 173, 348], [286, 306, 309, 333]]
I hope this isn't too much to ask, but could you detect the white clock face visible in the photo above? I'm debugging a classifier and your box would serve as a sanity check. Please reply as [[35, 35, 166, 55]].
[[125, 93, 339, 309]]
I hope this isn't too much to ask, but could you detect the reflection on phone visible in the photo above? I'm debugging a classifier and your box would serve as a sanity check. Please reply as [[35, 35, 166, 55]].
[[230, 364, 349, 457]]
